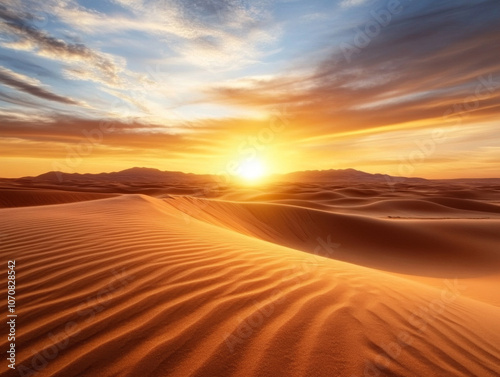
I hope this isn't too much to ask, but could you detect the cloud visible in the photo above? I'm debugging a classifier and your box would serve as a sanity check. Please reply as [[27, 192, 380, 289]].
[[0, 115, 247, 168], [340, 0, 371, 8], [0, 66, 80, 104], [101, 87, 152, 114], [0, 53, 58, 78], [0, 108, 54, 123], [0, 112, 277, 157]]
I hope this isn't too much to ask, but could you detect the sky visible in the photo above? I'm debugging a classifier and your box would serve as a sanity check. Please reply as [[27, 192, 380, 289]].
[[0, 0, 499, 179]]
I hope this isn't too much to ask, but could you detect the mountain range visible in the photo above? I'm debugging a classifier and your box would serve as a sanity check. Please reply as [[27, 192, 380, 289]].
[[21, 167, 429, 184]]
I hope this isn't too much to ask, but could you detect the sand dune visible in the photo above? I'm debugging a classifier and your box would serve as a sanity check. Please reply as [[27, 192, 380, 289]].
[[1, 193, 500, 377], [166, 196, 500, 277]]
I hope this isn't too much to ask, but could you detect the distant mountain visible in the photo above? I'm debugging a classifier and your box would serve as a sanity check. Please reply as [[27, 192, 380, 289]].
[[436, 178, 500, 184], [32, 167, 215, 183], [275, 168, 428, 184]]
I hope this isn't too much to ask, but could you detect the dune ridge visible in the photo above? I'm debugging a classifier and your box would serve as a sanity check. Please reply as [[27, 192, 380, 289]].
[[1, 194, 499, 377]]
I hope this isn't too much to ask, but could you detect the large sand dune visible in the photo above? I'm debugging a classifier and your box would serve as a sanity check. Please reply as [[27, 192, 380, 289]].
[[165, 197, 500, 276], [1, 188, 500, 377]]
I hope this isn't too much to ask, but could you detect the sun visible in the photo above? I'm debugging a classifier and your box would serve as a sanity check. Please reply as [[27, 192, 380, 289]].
[[238, 158, 266, 182]]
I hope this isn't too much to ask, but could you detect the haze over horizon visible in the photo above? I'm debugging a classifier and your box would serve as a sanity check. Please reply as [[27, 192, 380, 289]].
[[1, 0, 500, 179]]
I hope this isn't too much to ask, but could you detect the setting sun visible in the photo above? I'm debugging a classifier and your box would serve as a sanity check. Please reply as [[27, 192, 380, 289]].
[[238, 158, 266, 181]]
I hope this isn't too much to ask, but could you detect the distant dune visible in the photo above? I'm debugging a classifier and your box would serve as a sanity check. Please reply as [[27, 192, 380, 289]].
[[1, 173, 499, 376], [0, 189, 117, 208]]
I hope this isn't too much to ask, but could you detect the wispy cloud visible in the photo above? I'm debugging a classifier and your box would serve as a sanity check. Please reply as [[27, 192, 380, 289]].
[[0, 66, 80, 104], [340, 0, 372, 8]]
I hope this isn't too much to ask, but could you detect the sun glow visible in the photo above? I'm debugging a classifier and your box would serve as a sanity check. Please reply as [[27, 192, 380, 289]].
[[238, 158, 266, 182]]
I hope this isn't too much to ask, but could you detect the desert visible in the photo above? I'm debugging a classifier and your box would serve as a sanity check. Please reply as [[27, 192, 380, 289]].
[[0, 169, 499, 376]]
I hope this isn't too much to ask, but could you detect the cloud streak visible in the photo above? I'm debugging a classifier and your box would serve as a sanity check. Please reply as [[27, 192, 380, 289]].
[[0, 66, 80, 104]]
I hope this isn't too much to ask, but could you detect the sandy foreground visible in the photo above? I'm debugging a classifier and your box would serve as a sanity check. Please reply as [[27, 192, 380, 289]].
[[1, 182, 500, 377]]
